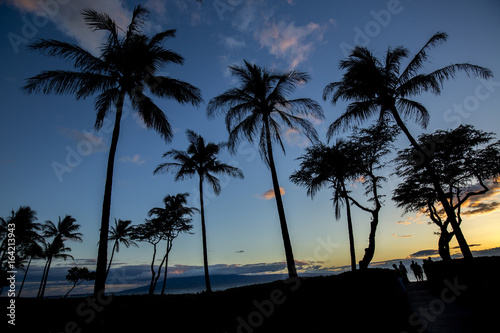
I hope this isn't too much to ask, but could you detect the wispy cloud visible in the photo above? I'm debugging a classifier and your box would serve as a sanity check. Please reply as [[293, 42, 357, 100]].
[[119, 154, 146, 165], [7, 0, 131, 53], [256, 20, 327, 69], [392, 234, 413, 238], [284, 128, 310, 147], [257, 187, 285, 200]]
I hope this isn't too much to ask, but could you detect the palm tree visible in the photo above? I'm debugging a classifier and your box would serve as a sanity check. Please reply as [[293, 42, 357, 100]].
[[154, 130, 244, 292], [38, 237, 74, 298], [106, 219, 138, 280], [323, 32, 492, 259], [147, 193, 196, 295], [43, 215, 83, 242], [24, 5, 203, 295], [38, 216, 82, 298], [207, 60, 324, 278], [290, 141, 359, 271], [1, 206, 40, 268]]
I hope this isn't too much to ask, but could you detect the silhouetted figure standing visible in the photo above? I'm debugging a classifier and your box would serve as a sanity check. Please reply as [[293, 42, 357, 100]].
[[415, 262, 424, 281], [392, 264, 406, 292], [399, 261, 409, 283], [422, 257, 433, 280]]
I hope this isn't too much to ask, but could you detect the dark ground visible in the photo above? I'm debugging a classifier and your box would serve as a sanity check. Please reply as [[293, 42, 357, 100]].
[[2, 263, 498, 332]]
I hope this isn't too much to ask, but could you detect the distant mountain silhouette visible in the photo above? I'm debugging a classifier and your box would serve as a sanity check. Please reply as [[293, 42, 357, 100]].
[[115, 274, 287, 295]]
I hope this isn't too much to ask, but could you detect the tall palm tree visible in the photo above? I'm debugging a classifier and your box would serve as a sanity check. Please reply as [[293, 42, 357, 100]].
[[154, 130, 244, 292], [323, 32, 492, 259], [24, 5, 202, 295], [38, 237, 74, 298], [207, 60, 324, 278], [148, 193, 196, 295], [106, 219, 138, 280], [290, 141, 359, 271]]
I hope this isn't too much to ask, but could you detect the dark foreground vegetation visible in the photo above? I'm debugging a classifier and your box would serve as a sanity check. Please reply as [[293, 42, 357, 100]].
[[4, 258, 500, 332]]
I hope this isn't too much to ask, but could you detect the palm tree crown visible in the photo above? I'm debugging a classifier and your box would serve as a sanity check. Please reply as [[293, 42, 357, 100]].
[[43, 215, 83, 243], [207, 60, 324, 162], [108, 219, 137, 253], [324, 32, 492, 140], [24, 5, 202, 139], [155, 130, 244, 192]]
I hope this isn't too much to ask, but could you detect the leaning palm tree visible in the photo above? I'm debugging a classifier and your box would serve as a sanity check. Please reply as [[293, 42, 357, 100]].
[[106, 219, 138, 280], [24, 5, 202, 295], [207, 60, 324, 278], [323, 32, 493, 259], [38, 236, 74, 298], [290, 141, 359, 271], [18, 239, 44, 297], [154, 130, 244, 292]]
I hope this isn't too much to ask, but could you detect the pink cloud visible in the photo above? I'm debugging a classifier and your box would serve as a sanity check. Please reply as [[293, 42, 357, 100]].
[[258, 187, 285, 200]]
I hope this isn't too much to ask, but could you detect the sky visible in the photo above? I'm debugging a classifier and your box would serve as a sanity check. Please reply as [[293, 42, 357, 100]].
[[1, 0, 500, 296]]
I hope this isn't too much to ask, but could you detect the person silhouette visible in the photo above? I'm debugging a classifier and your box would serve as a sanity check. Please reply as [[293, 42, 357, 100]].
[[399, 261, 409, 283], [392, 264, 406, 292], [414, 262, 424, 281], [410, 260, 419, 281]]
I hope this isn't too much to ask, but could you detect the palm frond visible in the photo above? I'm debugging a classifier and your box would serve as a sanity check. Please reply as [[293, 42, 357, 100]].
[[399, 32, 448, 84], [131, 89, 173, 141], [146, 76, 202, 106], [27, 39, 107, 73]]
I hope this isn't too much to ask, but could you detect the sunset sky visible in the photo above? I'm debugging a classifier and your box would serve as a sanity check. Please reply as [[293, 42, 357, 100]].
[[1, 0, 499, 296]]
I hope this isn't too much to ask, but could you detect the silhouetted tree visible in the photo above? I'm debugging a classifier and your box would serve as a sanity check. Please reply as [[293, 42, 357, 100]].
[[208, 60, 324, 277], [38, 237, 74, 298], [347, 124, 399, 270], [65, 267, 96, 297], [106, 219, 138, 280], [0, 206, 40, 269], [393, 125, 500, 260], [38, 215, 81, 298], [323, 32, 492, 259], [155, 131, 243, 292], [24, 5, 202, 296], [290, 141, 359, 271], [147, 193, 196, 294]]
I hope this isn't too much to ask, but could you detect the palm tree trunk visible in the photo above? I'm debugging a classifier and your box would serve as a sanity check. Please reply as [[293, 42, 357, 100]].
[[161, 240, 172, 295], [37, 258, 49, 298], [105, 242, 117, 281], [17, 257, 32, 297], [95, 91, 126, 297], [342, 185, 356, 271], [390, 109, 472, 259], [264, 118, 297, 278], [199, 176, 212, 292], [149, 244, 158, 295], [40, 256, 53, 298]]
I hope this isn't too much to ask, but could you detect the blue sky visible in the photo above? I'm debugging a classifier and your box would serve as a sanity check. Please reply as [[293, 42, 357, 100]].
[[1, 0, 500, 296]]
